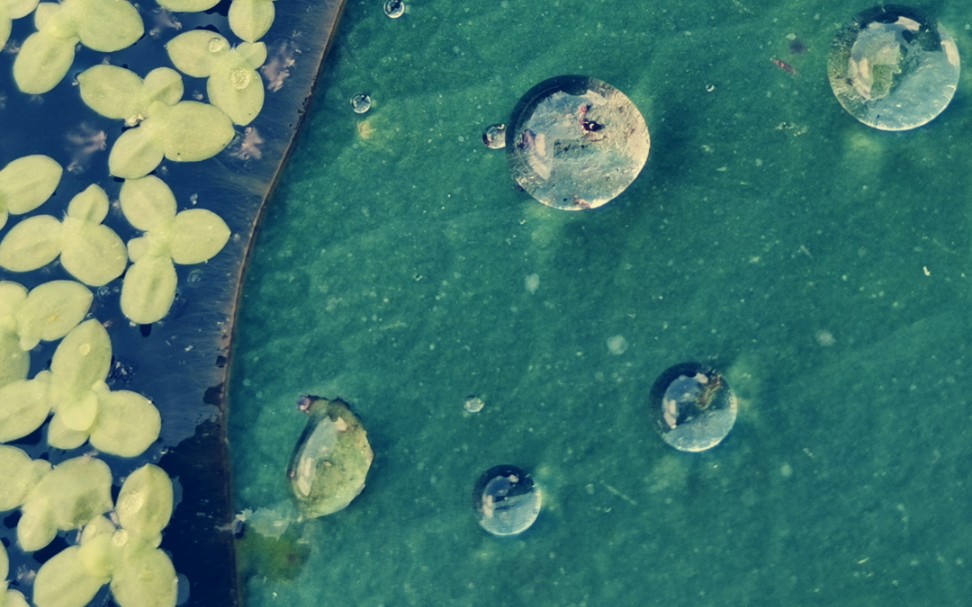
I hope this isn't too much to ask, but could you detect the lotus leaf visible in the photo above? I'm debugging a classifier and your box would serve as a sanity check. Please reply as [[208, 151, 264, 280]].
[[0, 154, 63, 230], [167, 31, 267, 125], [0, 445, 51, 511], [228, 0, 274, 43], [0, 185, 126, 286], [32, 546, 108, 607], [119, 176, 229, 323], [79, 65, 234, 177], [17, 455, 112, 551], [13, 0, 142, 94], [155, 0, 218, 12]]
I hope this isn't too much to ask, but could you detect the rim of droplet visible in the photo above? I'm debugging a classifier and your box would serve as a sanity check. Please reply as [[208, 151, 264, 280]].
[[827, 5, 960, 131]]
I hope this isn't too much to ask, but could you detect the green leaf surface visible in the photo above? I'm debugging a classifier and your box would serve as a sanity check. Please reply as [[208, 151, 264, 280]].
[[155, 0, 218, 12], [4, 588, 31, 607], [66, 183, 109, 223], [13, 30, 76, 94], [159, 101, 235, 162], [0, 281, 27, 317], [117, 464, 173, 540], [109, 123, 165, 179], [120, 256, 177, 324], [33, 546, 109, 607], [90, 390, 160, 457], [70, 0, 143, 52], [46, 412, 89, 449], [16, 280, 93, 350], [139, 67, 183, 109], [51, 319, 111, 397], [0, 215, 63, 272], [0, 333, 29, 388], [237, 41, 267, 68], [77, 516, 116, 578], [208, 62, 264, 126], [0, 445, 51, 512], [34, 2, 72, 37], [8, 0, 41, 19], [60, 219, 128, 287], [228, 0, 274, 43], [78, 65, 142, 121], [54, 389, 98, 432], [0, 379, 51, 442], [170, 209, 230, 264], [16, 507, 56, 552], [0, 15, 9, 56], [0, 154, 63, 214], [109, 548, 177, 607], [165, 30, 223, 78], [119, 176, 177, 231]]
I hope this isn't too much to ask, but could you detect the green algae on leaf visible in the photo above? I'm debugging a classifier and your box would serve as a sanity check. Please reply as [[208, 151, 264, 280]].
[[13, 0, 143, 94], [0, 154, 62, 230], [78, 65, 235, 177], [17, 455, 113, 552], [0, 185, 126, 286], [228, 0, 275, 43], [119, 176, 230, 324], [167, 30, 267, 125]]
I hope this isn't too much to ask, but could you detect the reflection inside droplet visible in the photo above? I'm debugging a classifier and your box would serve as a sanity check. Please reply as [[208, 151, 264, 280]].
[[482, 124, 506, 149], [507, 75, 650, 211], [649, 363, 737, 452], [473, 465, 541, 536], [828, 6, 960, 131], [383, 0, 405, 19]]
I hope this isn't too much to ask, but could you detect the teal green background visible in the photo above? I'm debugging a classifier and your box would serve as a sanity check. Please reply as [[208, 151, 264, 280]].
[[228, 1, 972, 604]]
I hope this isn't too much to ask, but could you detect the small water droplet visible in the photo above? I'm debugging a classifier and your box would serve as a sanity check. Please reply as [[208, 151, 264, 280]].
[[208, 37, 229, 53], [473, 465, 541, 536], [482, 123, 506, 149], [229, 67, 252, 90], [464, 395, 485, 413], [383, 0, 405, 19], [350, 93, 372, 114]]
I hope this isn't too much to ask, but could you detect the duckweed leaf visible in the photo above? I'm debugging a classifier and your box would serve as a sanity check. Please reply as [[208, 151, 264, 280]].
[[159, 101, 235, 161], [77, 516, 115, 578], [54, 389, 98, 432], [170, 209, 230, 264], [69, 0, 143, 53], [15, 280, 93, 350], [228, 0, 274, 43], [32, 546, 108, 607], [116, 464, 173, 541], [155, 0, 218, 12], [13, 30, 76, 94], [61, 220, 128, 286], [140, 67, 184, 108], [89, 390, 161, 457], [0, 379, 51, 442], [108, 124, 165, 179], [8, 0, 42, 18], [51, 319, 111, 399], [46, 412, 88, 449], [77, 65, 143, 121], [109, 547, 177, 607], [119, 176, 177, 231], [208, 59, 265, 125], [165, 29, 224, 77], [18, 455, 113, 551], [0, 333, 29, 388], [0, 155, 63, 227], [120, 256, 177, 324], [0, 215, 63, 271], [0, 445, 51, 512]]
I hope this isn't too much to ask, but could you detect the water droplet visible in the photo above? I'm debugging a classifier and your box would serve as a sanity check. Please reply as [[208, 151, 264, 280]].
[[482, 123, 506, 149], [383, 0, 405, 19], [229, 67, 252, 90], [473, 465, 541, 536], [828, 6, 960, 131], [464, 395, 485, 413], [208, 37, 229, 54], [649, 363, 738, 452], [350, 93, 372, 114], [508, 76, 650, 210]]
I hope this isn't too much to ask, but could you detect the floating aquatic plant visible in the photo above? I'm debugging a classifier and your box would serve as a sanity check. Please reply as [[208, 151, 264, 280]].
[[78, 65, 235, 178], [0, 0, 39, 53], [166, 30, 267, 125], [0, 280, 92, 389], [0, 184, 127, 286], [13, 0, 144, 94], [229, 0, 275, 43], [155, 0, 218, 13], [32, 464, 177, 607], [119, 175, 230, 324], [0, 154, 62, 231], [0, 319, 162, 456]]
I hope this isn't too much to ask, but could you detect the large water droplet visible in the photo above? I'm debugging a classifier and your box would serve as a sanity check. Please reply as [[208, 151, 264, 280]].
[[828, 6, 960, 131], [473, 465, 541, 536], [649, 363, 737, 452], [507, 76, 650, 211], [350, 93, 372, 114]]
